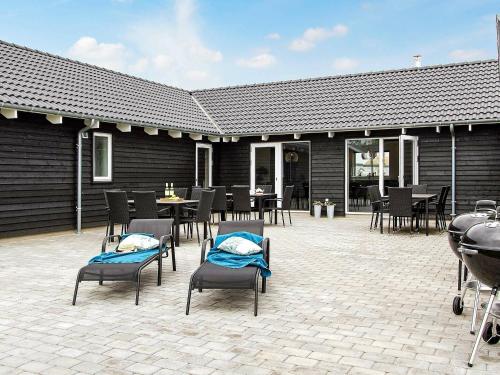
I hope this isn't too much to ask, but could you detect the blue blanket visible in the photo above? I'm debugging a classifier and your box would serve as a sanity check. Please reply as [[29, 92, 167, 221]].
[[207, 231, 271, 278], [88, 249, 159, 264]]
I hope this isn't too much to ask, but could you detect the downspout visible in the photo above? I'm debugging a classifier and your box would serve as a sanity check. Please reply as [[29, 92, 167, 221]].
[[450, 124, 456, 217], [76, 120, 97, 233]]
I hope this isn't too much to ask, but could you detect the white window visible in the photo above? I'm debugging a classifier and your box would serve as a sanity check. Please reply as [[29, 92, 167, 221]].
[[93, 133, 112, 182]]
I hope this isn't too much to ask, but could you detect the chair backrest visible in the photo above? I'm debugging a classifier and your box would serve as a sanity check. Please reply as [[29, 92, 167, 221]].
[[257, 184, 273, 193], [106, 191, 130, 224], [388, 187, 413, 217], [133, 191, 158, 219], [103, 189, 122, 209], [475, 200, 497, 212], [367, 185, 381, 202], [191, 186, 203, 200], [196, 189, 216, 222], [438, 186, 450, 206], [408, 184, 428, 194], [217, 220, 264, 236], [174, 187, 188, 199], [128, 219, 174, 240], [281, 185, 294, 210], [210, 186, 227, 211], [232, 185, 251, 212]]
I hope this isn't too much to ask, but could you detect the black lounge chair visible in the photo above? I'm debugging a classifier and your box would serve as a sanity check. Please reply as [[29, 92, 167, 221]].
[[186, 220, 269, 316], [72, 219, 176, 305]]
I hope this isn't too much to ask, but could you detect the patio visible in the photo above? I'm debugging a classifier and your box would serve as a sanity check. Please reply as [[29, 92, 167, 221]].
[[0, 214, 498, 375]]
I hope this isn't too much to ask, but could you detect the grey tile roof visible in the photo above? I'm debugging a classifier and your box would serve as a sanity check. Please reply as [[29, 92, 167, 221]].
[[192, 60, 500, 135], [0, 40, 219, 134]]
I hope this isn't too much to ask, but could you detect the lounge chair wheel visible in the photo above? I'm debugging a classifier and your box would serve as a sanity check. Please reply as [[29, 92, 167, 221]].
[[482, 322, 500, 345], [452, 296, 463, 315]]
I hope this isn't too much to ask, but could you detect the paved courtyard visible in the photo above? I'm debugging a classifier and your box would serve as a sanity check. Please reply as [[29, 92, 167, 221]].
[[0, 214, 499, 375]]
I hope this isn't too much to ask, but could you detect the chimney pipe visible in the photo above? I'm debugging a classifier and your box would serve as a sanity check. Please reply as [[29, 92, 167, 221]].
[[413, 54, 422, 68]]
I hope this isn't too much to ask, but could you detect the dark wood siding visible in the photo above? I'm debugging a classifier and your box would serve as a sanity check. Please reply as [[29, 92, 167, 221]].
[[0, 113, 80, 237], [81, 123, 197, 227]]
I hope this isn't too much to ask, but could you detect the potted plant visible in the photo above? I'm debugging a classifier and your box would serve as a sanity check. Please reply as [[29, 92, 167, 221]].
[[325, 199, 336, 219], [313, 201, 323, 218]]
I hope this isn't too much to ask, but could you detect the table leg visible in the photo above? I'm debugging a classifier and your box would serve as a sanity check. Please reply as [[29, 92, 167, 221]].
[[258, 198, 264, 220], [274, 205, 278, 225], [380, 208, 384, 234], [425, 198, 429, 236], [221, 210, 226, 221], [174, 205, 180, 246], [203, 221, 208, 240]]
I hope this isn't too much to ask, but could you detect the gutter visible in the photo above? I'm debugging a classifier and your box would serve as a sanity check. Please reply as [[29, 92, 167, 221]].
[[450, 124, 456, 217]]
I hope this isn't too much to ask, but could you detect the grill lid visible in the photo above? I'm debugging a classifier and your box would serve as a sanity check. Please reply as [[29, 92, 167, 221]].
[[448, 211, 495, 235], [460, 221, 500, 252]]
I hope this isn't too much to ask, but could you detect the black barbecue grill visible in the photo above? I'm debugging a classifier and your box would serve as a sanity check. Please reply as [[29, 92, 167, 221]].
[[447, 211, 495, 333], [460, 220, 500, 367]]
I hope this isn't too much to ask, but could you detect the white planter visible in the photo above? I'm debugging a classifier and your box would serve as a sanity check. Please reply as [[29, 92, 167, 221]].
[[314, 205, 322, 218], [327, 205, 335, 219]]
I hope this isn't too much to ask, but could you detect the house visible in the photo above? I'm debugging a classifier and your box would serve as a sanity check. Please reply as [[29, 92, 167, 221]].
[[0, 39, 499, 237]]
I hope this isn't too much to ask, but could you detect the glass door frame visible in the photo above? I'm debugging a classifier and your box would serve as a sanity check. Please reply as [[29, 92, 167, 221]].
[[195, 143, 213, 187], [344, 136, 419, 214], [250, 142, 283, 199]]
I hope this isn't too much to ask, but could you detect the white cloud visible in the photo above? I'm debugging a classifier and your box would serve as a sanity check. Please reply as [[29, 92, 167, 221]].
[[129, 57, 149, 73], [332, 57, 359, 71], [237, 53, 276, 69], [67, 36, 127, 71], [185, 70, 208, 81], [153, 54, 173, 69], [289, 24, 348, 52], [266, 32, 281, 40], [449, 49, 488, 61]]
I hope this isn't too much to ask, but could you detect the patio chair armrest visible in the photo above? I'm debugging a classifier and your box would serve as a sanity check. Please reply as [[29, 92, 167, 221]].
[[262, 237, 270, 266], [159, 234, 174, 255], [101, 235, 121, 252], [184, 207, 198, 213], [200, 237, 214, 265]]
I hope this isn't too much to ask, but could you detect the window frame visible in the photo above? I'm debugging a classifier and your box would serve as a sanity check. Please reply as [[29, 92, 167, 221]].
[[92, 132, 113, 183]]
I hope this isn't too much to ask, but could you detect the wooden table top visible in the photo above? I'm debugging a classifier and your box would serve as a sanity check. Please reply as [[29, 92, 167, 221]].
[[128, 199, 199, 205]]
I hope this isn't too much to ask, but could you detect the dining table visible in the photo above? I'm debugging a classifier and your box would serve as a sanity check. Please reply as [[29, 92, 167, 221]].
[[379, 193, 438, 236], [128, 198, 199, 246], [226, 192, 278, 223]]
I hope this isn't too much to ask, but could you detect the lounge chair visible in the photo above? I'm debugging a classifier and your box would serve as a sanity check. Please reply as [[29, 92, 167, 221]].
[[72, 219, 176, 305], [186, 220, 270, 316]]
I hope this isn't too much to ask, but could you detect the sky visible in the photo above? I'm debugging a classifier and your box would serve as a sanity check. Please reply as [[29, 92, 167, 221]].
[[0, 0, 498, 90]]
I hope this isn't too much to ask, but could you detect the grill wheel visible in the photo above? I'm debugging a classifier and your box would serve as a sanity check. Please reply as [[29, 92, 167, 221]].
[[481, 322, 500, 345], [453, 296, 464, 315]]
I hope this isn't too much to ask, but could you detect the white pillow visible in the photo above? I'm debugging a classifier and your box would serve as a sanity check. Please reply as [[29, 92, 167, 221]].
[[217, 236, 262, 256], [117, 234, 159, 252]]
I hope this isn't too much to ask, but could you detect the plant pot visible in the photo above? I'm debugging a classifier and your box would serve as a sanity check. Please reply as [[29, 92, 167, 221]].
[[314, 205, 322, 218], [327, 205, 335, 219]]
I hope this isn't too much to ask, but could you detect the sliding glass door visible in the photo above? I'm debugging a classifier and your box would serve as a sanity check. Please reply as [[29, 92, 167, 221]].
[[346, 136, 418, 213]]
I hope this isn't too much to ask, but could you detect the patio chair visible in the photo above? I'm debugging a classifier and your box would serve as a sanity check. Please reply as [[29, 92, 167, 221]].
[[174, 187, 188, 199], [264, 185, 294, 226], [210, 186, 227, 223], [103, 189, 122, 237], [408, 184, 428, 194], [367, 185, 388, 230], [133, 191, 171, 219], [72, 219, 176, 305], [387, 187, 419, 232], [106, 191, 133, 236], [429, 185, 450, 230], [183, 189, 216, 244], [186, 220, 269, 316], [190, 186, 203, 200], [232, 185, 253, 220]]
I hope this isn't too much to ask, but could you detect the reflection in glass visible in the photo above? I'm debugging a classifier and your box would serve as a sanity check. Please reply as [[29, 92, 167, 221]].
[[282, 142, 310, 210], [94, 136, 109, 177], [255, 147, 275, 191], [197, 148, 210, 188]]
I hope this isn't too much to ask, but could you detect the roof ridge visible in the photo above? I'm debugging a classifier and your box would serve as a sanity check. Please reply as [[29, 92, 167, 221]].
[[192, 59, 498, 93], [0, 39, 189, 93]]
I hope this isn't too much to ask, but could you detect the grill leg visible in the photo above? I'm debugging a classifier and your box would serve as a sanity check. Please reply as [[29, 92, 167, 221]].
[[470, 281, 481, 334], [468, 288, 497, 367], [186, 283, 193, 315]]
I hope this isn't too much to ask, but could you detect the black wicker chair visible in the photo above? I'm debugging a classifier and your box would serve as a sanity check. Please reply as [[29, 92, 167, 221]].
[[174, 187, 188, 199], [72, 219, 176, 305], [133, 191, 171, 219], [256, 184, 273, 193], [232, 186, 253, 220], [429, 186, 450, 230], [106, 191, 132, 235], [367, 185, 388, 230], [210, 186, 228, 223], [183, 189, 216, 244], [264, 185, 294, 226], [408, 184, 428, 194], [475, 200, 497, 212], [387, 187, 419, 232], [186, 220, 269, 316]]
